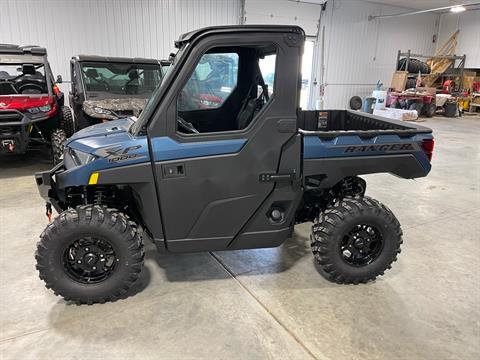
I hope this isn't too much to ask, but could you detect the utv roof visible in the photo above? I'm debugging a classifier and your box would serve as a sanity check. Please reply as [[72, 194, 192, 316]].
[[175, 25, 305, 48], [73, 55, 160, 65], [0, 44, 47, 55]]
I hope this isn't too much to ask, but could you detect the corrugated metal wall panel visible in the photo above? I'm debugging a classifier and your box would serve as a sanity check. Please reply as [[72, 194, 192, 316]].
[[0, 0, 241, 97], [438, 11, 480, 68], [320, 0, 439, 109]]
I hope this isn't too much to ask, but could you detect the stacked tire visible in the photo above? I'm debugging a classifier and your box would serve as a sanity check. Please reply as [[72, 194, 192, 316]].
[[397, 58, 430, 74]]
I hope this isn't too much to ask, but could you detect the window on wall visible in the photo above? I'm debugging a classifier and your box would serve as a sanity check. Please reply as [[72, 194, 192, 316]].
[[177, 45, 277, 135]]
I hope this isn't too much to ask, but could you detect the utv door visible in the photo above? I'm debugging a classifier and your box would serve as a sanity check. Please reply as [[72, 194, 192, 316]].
[[148, 28, 304, 252], [69, 60, 86, 128]]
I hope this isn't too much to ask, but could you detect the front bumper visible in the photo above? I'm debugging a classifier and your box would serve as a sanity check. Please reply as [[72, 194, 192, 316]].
[[35, 161, 65, 212], [0, 109, 50, 153]]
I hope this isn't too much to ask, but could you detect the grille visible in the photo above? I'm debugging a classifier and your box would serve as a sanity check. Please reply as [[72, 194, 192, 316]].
[[115, 110, 134, 117]]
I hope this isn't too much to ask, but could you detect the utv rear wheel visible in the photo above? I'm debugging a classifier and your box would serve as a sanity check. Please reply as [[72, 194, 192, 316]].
[[36, 206, 144, 304], [50, 128, 66, 165], [311, 196, 402, 284], [59, 106, 75, 137]]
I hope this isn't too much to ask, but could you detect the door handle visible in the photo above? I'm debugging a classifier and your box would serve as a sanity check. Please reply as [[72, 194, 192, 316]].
[[259, 172, 295, 182], [163, 163, 185, 178]]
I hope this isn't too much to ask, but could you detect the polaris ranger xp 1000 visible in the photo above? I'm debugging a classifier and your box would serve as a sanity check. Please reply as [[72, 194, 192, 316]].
[[35, 26, 434, 304]]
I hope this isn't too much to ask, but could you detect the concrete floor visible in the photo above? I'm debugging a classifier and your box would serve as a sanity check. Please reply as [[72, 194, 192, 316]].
[[0, 116, 479, 359]]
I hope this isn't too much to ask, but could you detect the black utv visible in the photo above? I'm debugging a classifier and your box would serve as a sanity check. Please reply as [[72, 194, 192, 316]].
[[68, 55, 167, 130], [0, 44, 74, 163]]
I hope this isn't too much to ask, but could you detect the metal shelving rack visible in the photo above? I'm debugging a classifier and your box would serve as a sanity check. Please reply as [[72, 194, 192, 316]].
[[396, 49, 466, 89]]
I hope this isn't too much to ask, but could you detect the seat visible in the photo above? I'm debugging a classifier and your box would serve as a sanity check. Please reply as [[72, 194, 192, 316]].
[[0, 82, 18, 95]]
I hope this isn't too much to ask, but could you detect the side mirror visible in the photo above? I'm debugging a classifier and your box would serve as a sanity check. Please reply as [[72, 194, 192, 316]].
[[56, 75, 63, 84]]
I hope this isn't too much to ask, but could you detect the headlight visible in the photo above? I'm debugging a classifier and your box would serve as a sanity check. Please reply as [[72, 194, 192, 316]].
[[27, 107, 40, 114], [93, 107, 112, 115], [27, 104, 52, 114], [39, 104, 51, 112], [68, 147, 96, 166]]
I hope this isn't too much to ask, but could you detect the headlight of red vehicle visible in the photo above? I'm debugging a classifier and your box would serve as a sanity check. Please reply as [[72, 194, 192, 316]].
[[26, 104, 52, 114], [24, 97, 57, 117]]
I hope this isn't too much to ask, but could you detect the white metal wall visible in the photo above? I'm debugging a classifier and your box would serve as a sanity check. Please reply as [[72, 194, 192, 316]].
[[0, 0, 241, 96], [244, 0, 323, 37], [437, 10, 480, 68], [318, 0, 439, 109]]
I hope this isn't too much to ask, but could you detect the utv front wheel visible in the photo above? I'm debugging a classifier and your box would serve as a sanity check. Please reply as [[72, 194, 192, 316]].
[[50, 128, 66, 165], [311, 196, 402, 284], [59, 106, 75, 137], [36, 206, 144, 304]]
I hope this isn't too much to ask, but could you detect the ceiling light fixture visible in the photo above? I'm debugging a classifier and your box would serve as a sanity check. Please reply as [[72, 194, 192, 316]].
[[450, 6, 466, 13]]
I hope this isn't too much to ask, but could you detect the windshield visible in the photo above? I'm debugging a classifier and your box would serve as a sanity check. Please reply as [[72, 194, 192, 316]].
[[0, 60, 47, 95], [80, 62, 161, 99], [130, 46, 187, 134]]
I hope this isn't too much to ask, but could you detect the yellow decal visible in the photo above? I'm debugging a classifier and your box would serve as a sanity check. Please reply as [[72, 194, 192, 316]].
[[88, 172, 99, 185]]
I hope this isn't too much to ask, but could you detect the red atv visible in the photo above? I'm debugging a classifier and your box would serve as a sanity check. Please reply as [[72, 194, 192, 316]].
[[0, 44, 74, 163]]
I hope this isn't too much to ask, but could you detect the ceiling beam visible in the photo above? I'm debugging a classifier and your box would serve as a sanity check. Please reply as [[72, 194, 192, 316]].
[[368, 2, 480, 20]]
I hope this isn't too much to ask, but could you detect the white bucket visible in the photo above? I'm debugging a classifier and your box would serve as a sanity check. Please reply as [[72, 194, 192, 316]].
[[372, 90, 387, 110]]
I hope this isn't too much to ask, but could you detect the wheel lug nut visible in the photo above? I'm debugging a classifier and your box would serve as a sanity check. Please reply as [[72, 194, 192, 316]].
[[77, 260, 82, 264], [85, 248, 89, 251], [92, 266, 96, 270]]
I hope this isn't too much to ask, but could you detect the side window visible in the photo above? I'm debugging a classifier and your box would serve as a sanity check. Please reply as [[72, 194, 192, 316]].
[[176, 45, 277, 135], [259, 54, 276, 98], [178, 52, 239, 111]]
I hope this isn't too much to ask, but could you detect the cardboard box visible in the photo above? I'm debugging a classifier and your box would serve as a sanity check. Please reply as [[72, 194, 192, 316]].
[[374, 108, 419, 121], [391, 71, 408, 92], [463, 76, 475, 92], [416, 87, 436, 96]]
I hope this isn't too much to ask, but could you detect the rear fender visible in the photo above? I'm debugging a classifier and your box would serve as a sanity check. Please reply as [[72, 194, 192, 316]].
[[303, 133, 433, 188]]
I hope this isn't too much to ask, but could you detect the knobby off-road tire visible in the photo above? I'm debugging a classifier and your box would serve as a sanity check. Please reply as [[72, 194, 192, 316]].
[[59, 106, 75, 137], [36, 206, 144, 305], [50, 128, 66, 165], [311, 196, 403, 284]]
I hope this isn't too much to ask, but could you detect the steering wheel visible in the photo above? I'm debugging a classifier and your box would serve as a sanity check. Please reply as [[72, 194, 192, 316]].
[[177, 116, 199, 134], [85, 72, 110, 91], [18, 82, 46, 94]]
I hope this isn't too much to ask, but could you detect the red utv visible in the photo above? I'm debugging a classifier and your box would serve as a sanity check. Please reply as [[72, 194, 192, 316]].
[[0, 44, 74, 163]]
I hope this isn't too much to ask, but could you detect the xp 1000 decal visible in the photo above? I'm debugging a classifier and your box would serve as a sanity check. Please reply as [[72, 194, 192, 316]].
[[98, 144, 146, 163]]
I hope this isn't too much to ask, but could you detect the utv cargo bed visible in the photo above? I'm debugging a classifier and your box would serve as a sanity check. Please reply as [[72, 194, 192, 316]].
[[298, 109, 432, 138], [299, 110, 434, 187]]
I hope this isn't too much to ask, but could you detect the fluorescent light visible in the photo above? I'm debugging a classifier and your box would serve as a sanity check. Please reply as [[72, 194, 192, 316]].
[[450, 6, 466, 13]]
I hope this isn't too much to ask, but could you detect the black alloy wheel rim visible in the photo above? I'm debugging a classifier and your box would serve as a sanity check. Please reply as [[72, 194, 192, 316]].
[[339, 224, 384, 266], [63, 236, 117, 284]]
